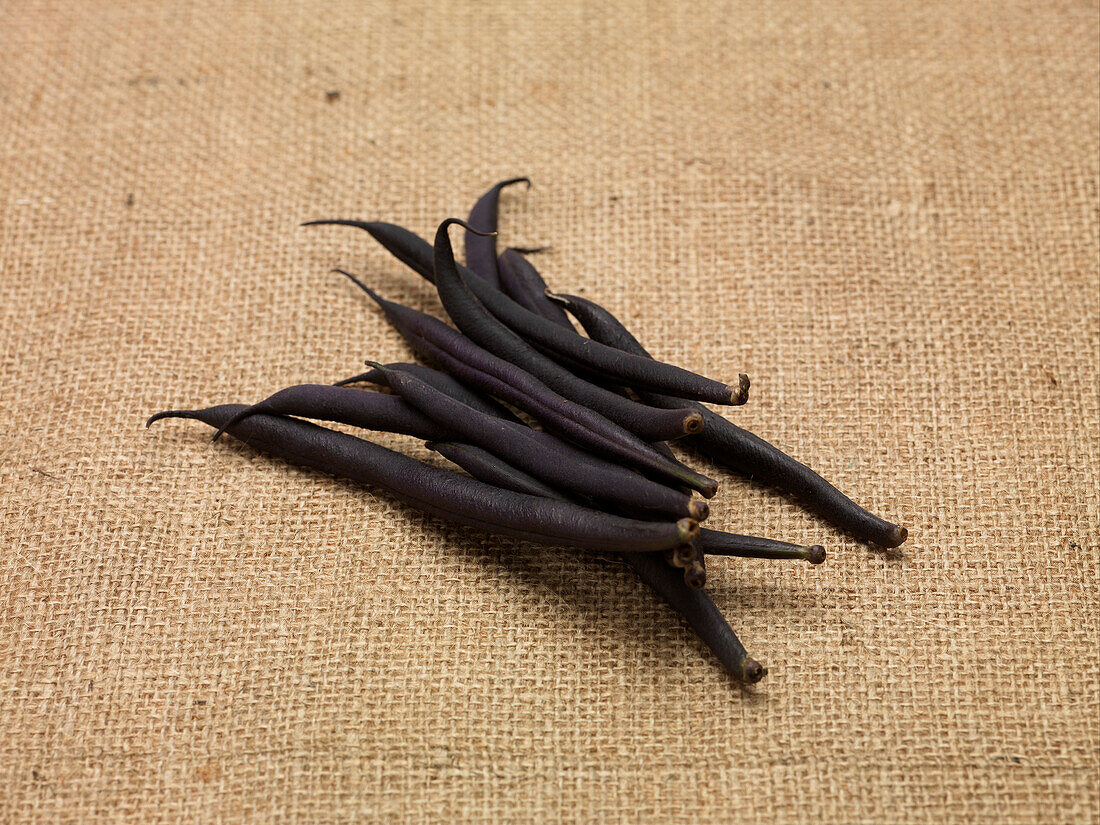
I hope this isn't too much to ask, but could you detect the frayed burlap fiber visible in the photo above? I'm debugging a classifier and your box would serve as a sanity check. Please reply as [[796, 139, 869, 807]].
[[1, 2, 1097, 823]]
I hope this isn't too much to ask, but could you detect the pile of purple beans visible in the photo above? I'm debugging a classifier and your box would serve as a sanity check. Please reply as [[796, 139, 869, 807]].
[[149, 180, 906, 683]]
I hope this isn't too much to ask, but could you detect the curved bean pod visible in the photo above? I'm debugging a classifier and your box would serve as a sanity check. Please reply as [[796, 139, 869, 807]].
[[210, 384, 453, 443], [698, 529, 826, 564], [374, 363, 708, 522], [147, 405, 698, 552], [497, 248, 574, 329], [337, 275, 717, 495], [304, 218, 740, 406], [548, 291, 908, 548], [464, 178, 530, 286], [334, 360, 524, 424]]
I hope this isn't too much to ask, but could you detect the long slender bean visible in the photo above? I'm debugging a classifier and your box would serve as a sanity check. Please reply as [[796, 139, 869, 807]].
[[336, 274, 717, 495], [209, 384, 454, 443], [698, 529, 826, 564], [548, 291, 907, 547], [148, 405, 698, 551], [334, 361, 524, 424], [305, 219, 745, 405], [497, 248, 574, 329], [465, 178, 530, 287], [373, 362, 708, 521]]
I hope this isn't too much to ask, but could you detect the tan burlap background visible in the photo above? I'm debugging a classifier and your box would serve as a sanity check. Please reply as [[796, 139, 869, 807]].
[[2, 1, 1098, 822]]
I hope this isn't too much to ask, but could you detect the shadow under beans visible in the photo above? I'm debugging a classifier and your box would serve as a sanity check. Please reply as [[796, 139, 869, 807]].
[[419, 514, 804, 694], [152, 397, 815, 693]]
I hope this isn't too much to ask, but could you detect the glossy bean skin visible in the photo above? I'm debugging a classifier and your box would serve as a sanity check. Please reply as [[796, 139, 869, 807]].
[[148, 405, 699, 552], [211, 384, 454, 443], [376, 364, 708, 522], [497, 248, 574, 329], [306, 219, 741, 406], [340, 278, 717, 496], [550, 292, 907, 548], [464, 178, 530, 287], [428, 441, 570, 501], [335, 361, 524, 424]]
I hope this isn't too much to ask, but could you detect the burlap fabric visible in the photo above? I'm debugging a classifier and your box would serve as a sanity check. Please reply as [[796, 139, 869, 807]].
[[2, 2, 1097, 823]]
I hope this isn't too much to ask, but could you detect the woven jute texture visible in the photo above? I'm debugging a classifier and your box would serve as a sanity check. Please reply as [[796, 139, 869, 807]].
[[2, 1, 1097, 823]]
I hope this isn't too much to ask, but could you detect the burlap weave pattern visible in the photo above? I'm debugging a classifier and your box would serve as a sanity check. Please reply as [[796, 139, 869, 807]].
[[2, 1, 1097, 822]]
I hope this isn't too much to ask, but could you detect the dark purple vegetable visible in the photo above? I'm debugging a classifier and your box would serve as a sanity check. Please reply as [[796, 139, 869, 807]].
[[209, 384, 454, 443], [422, 436, 760, 682], [304, 218, 744, 406], [698, 529, 826, 564], [438, 214, 720, 428], [548, 291, 908, 548], [623, 551, 765, 683], [333, 268, 702, 443], [427, 441, 570, 501], [437, 219, 748, 405], [334, 361, 524, 425], [497, 248, 574, 329], [430, 218, 730, 446], [464, 178, 530, 287], [336, 275, 718, 496], [148, 404, 699, 552], [372, 362, 708, 522], [433, 431, 821, 564]]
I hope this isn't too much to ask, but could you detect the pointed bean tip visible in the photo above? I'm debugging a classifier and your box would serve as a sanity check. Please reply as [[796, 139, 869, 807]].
[[146, 409, 191, 428], [333, 270, 386, 305], [361, 361, 393, 388], [495, 176, 533, 191], [804, 545, 827, 564], [443, 217, 495, 238], [741, 659, 767, 684]]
